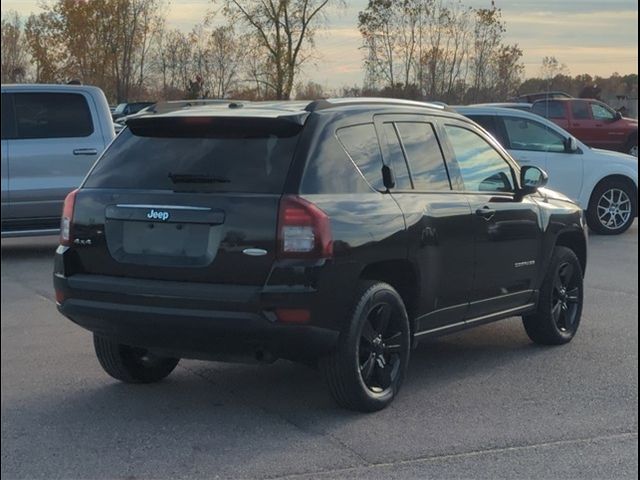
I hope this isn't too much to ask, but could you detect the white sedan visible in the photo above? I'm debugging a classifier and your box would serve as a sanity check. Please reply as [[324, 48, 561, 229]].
[[456, 106, 638, 235]]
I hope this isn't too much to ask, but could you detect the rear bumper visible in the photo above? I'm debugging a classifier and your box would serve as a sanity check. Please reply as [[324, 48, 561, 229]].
[[54, 272, 340, 361]]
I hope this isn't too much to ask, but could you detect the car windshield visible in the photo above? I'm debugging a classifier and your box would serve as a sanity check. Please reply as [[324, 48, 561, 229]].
[[113, 103, 127, 114]]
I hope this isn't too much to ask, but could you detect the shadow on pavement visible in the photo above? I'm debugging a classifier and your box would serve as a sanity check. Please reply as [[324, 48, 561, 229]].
[[7, 320, 554, 423]]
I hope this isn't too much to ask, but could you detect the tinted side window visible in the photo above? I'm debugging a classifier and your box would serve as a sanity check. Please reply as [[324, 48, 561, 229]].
[[571, 101, 590, 120], [532, 101, 565, 119], [1, 93, 16, 139], [300, 131, 373, 194], [13, 93, 94, 139], [467, 115, 506, 146], [336, 124, 384, 190], [502, 117, 566, 153], [395, 122, 450, 191], [381, 123, 412, 190], [444, 125, 514, 193], [591, 103, 615, 121]]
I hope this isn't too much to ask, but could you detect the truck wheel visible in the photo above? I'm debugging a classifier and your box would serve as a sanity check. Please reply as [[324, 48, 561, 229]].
[[319, 281, 411, 412], [523, 247, 583, 345], [626, 138, 637, 157], [586, 178, 637, 235], [93, 334, 179, 383]]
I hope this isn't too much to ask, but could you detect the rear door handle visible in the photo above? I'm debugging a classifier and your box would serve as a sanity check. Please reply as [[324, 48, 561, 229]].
[[73, 148, 97, 156], [475, 207, 496, 220]]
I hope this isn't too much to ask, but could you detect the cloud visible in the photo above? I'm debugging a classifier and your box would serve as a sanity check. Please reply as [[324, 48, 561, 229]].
[[2, 0, 637, 86]]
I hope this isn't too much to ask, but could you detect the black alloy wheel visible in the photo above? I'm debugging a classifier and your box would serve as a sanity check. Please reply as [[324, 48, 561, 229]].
[[358, 303, 404, 393], [551, 261, 581, 333], [320, 281, 411, 412], [523, 246, 584, 345]]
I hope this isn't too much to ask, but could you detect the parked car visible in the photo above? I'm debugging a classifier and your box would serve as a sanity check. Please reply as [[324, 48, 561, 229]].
[[513, 91, 572, 103], [54, 98, 588, 412], [531, 98, 638, 156], [111, 101, 154, 121], [456, 106, 638, 234], [1, 84, 115, 237], [471, 102, 533, 112]]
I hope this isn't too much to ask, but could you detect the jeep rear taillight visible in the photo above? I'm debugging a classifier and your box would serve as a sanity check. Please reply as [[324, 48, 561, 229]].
[[277, 195, 332, 259], [60, 189, 79, 246]]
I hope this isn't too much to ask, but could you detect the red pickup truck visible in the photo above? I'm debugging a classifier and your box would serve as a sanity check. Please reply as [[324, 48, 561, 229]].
[[531, 98, 638, 156]]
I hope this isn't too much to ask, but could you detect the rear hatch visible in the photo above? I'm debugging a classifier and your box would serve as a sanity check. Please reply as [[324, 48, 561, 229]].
[[71, 112, 305, 286]]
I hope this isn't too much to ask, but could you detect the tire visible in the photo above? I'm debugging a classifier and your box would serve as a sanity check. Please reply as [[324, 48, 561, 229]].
[[522, 247, 584, 345], [586, 178, 637, 235], [319, 281, 411, 412], [93, 334, 179, 383]]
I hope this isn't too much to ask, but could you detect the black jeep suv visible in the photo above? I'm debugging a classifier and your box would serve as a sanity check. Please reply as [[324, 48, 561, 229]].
[[54, 98, 587, 412]]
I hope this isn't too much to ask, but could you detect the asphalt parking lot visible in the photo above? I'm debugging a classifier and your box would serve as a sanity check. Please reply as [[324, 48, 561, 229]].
[[1, 223, 638, 480]]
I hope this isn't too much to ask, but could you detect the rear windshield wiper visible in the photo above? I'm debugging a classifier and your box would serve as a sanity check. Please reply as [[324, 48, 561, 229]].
[[168, 173, 230, 184]]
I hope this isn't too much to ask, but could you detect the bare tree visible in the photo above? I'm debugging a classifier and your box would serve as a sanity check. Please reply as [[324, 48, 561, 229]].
[[110, 0, 163, 101], [540, 56, 568, 80], [1, 11, 29, 83], [219, 0, 335, 99], [207, 26, 244, 98], [294, 79, 326, 99], [359, 0, 522, 103], [468, 1, 505, 102], [491, 44, 524, 101], [359, 0, 399, 89], [240, 33, 275, 98]]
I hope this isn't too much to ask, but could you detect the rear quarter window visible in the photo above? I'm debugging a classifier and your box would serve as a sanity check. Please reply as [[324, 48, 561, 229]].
[[300, 126, 375, 194], [532, 101, 566, 119], [12, 92, 94, 139], [335, 123, 385, 191]]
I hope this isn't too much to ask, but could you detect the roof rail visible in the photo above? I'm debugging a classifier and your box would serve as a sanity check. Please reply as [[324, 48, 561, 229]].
[[305, 97, 447, 112]]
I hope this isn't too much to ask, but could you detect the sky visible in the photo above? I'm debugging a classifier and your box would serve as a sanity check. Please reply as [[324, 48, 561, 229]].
[[2, 0, 638, 89]]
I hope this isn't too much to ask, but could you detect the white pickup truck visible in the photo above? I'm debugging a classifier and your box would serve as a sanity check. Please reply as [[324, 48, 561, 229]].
[[1, 84, 115, 237]]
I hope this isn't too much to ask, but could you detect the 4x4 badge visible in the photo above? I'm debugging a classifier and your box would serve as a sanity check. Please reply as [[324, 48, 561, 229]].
[[147, 209, 170, 221]]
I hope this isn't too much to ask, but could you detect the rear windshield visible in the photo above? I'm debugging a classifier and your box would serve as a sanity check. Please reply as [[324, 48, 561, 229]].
[[84, 119, 301, 193]]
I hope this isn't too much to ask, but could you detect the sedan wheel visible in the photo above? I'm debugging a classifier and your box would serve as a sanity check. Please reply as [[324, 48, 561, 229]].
[[587, 179, 637, 235], [596, 188, 632, 232]]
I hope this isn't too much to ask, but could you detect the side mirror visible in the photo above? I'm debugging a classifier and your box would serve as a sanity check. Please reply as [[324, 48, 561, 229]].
[[382, 164, 396, 190], [564, 136, 578, 153], [519, 165, 548, 196], [615, 111, 623, 120]]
